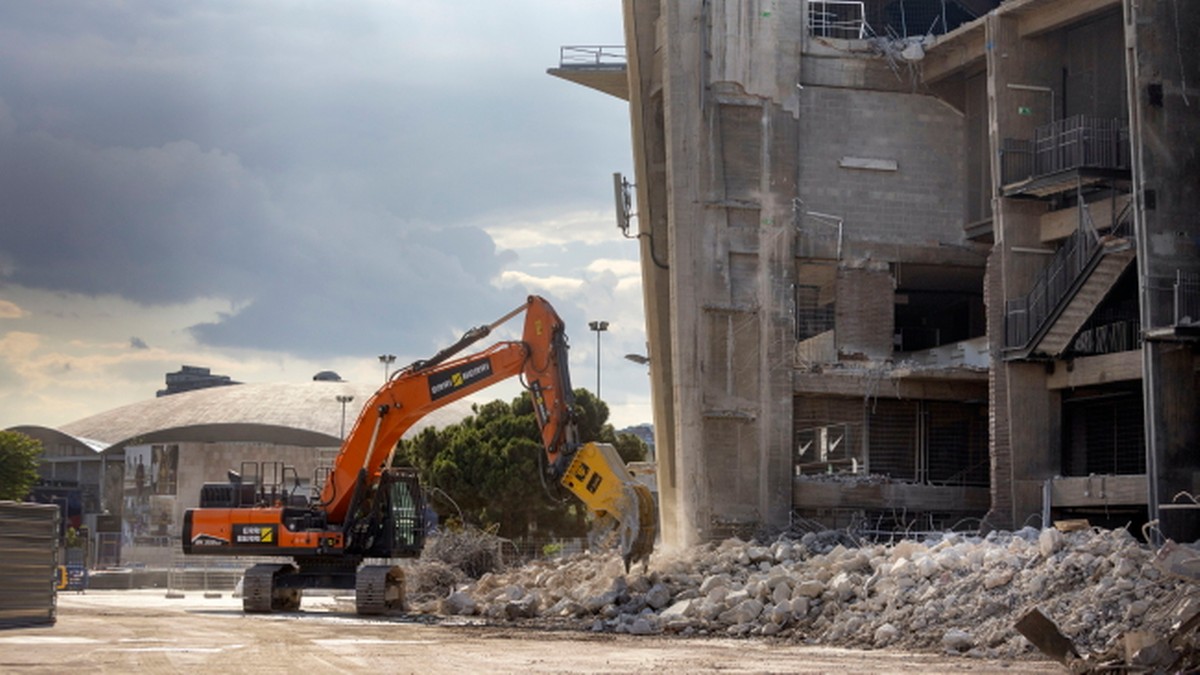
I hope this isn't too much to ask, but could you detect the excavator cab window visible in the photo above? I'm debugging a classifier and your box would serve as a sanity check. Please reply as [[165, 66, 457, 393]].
[[386, 469, 424, 556]]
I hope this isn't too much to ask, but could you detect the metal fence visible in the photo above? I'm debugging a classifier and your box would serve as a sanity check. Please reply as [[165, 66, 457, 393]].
[[807, 1, 867, 39]]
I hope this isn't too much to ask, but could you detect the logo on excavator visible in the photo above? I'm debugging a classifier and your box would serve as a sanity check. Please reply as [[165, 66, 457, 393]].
[[190, 533, 228, 547], [572, 462, 603, 494], [429, 358, 493, 400]]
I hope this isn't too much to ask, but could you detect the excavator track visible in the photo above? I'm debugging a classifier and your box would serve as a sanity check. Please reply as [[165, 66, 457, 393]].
[[355, 565, 406, 615], [242, 563, 301, 613]]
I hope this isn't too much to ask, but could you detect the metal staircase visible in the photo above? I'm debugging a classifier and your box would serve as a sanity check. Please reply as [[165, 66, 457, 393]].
[[1004, 201, 1135, 360]]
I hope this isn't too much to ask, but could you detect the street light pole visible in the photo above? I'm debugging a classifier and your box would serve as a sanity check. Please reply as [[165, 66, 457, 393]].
[[588, 320, 609, 400], [335, 395, 354, 439], [378, 354, 396, 383]]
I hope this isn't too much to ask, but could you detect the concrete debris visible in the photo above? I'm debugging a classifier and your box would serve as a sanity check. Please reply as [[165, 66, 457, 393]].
[[409, 526, 1199, 662], [1017, 599, 1200, 673]]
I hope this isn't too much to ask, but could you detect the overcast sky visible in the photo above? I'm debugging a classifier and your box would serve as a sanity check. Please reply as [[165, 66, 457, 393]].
[[0, 1, 654, 432]]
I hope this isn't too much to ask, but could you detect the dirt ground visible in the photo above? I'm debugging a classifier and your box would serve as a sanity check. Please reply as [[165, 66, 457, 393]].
[[0, 591, 1062, 674]]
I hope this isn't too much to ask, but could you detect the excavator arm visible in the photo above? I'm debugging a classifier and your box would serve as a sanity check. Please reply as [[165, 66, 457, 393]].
[[320, 295, 655, 566]]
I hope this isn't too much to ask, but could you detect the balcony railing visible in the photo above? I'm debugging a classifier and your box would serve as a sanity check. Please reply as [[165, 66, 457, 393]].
[[1174, 271, 1200, 327], [556, 45, 626, 70], [1001, 115, 1130, 186], [1004, 201, 1134, 350]]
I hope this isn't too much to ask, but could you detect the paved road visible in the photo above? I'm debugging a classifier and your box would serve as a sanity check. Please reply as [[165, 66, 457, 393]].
[[0, 591, 1059, 674]]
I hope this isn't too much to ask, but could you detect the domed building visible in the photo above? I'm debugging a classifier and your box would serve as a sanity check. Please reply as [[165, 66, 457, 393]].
[[11, 380, 472, 566]]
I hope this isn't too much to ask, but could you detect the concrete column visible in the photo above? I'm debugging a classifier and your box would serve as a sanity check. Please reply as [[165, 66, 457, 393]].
[[659, 0, 710, 548], [1125, 0, 1200, 542], [622, 0, 682, 548], [985, 13, 1063, 529]]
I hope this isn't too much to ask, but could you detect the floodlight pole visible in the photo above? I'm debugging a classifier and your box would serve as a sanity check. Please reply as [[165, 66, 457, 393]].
[[588, 320, 609, 400], [335, 395, 355, 439], [378, 354, 396, 383]]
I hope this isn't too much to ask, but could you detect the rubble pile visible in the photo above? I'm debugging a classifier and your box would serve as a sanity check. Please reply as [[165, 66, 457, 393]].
[[408, 527, 509, 603], [411, 526, 1198, 660]]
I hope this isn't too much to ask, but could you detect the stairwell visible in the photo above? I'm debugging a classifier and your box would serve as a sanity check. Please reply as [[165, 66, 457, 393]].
[[1037, 243, 1136, 356], [1004, 202, 1135, 361]]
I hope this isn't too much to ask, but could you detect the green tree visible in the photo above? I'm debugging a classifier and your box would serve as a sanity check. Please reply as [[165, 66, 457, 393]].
[[0, 430, 43, 501], [394, 388, 646, 539]]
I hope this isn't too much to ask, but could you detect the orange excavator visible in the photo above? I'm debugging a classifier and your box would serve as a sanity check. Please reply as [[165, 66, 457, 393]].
[[181, 295, 657, 614]]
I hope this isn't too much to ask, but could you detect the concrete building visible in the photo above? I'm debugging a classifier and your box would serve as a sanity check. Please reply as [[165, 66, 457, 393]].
[[551, 0, 1198, 548]]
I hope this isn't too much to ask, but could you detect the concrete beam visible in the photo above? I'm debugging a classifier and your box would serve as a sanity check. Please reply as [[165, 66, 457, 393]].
[[793, 369, 987, 401], [793, 479, 990, 512], [1016, 0, 1121, 38], [1040, 194, 1132, 243], [1050, 474, 1146, 507], [923, 23, 987, 85], [1046, 351, 1141, 389], [546, 68, 629, 101]]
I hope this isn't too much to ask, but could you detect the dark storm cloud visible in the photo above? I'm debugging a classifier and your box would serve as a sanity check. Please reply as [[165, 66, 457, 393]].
[[0, 1, 628, 359]]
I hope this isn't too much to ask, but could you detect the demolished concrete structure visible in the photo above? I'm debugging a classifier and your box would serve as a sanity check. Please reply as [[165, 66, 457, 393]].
[[550, 0, 1200, 547], [413, 527, 1198, 665]]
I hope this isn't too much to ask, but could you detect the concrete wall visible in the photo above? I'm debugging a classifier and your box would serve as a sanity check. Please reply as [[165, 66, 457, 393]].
[[835, 264, 894, 359], [796, 86, 967, 245]]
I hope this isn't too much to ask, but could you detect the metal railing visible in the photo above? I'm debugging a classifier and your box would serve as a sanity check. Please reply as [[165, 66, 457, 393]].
[[1034, 115, 1129, 175], [1001, 116, 1130, 186], [1005, 201, 1134, 350], [1174, 271, 1200, 326], [1071, 318, 1141, 355], [999, 137, 1034, 186], [557, 45, 626, 70], [807, 0, 867, 39]]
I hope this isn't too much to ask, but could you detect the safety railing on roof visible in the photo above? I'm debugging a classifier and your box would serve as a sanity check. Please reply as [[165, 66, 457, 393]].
[[807, 0, 867, 39], [557, 45, 626, 70], [1004, 201, 1135, 350]]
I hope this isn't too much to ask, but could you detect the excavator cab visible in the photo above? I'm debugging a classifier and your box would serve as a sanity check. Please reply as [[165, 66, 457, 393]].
[[343, 467, 425, 558]]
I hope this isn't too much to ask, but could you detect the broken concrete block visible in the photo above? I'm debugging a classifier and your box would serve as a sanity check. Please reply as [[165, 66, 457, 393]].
[[1039, 528, 1063, 557], [941, 629, 974, 652], [794, 579, 825, 598], [440, 591, 476, 615], [874, 622, 899, 646], [645, 583, 671, 609]]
